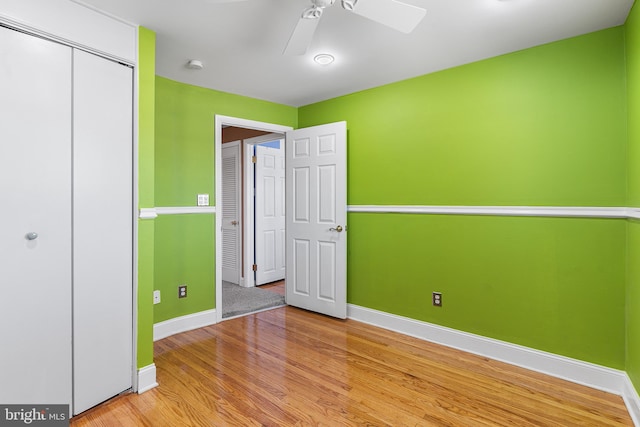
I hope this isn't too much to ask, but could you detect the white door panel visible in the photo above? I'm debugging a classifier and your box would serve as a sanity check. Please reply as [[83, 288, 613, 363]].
[[72, 50, 133, 414], [256, 143, 286, 285], [0, 26, 134, 415], [286, 122, 347, 319], [0, 26, 73, 406], [222, 142, 241, 284]]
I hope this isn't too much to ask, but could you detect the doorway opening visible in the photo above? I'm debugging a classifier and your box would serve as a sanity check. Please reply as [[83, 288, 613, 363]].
[[215, 116, 293, 322]]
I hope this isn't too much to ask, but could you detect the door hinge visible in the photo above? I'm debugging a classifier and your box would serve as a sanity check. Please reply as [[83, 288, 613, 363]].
[[252, 155, 257, 163], [252, 264, 257, 271]]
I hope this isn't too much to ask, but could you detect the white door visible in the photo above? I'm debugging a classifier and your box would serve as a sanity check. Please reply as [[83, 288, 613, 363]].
[[285, 122, 347, 319], [255, 142, 286, 285], [0, 26, 73, 406], [72, 50, 133, 414], [222, 142, 241, 284]]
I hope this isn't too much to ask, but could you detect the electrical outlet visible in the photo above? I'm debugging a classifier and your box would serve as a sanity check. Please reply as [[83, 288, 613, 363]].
[[153, 290, 161, 304], [178, 285, 187, 298], [432, 292, 442, 307]]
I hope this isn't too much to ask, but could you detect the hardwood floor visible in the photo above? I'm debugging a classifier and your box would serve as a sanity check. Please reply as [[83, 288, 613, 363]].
[[259, 280, 285, 296], [71, 307, 632, 426]]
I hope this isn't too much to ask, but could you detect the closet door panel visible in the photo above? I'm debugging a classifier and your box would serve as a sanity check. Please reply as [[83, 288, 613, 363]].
[[0, 26, 73, 405], [72, 49, 133, 414]]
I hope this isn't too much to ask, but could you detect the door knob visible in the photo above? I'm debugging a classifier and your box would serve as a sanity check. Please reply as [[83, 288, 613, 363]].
[[231, 220, 238, 226], [26, 232, 38, 240], [330, 225, 343, 232]]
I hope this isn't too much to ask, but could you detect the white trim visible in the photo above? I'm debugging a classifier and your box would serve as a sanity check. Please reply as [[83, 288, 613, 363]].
[[244, 133, 285, 145], [242, 141, 255, 288], [136, 364, 158, 394], [153, 309, 217, 341], [138, 206, 216, 218], [155, 206, 216, 215], [139, 208, 158, 219], [131, 24, 140, 395], [243, 135, 256, 288], [137, 204, 640, 220], [216, 116, 294, 134], [623, 376, 640, 426], [347, 205, 629, 218], [348, 304, 626, 394], [215, 115, 294, 324]]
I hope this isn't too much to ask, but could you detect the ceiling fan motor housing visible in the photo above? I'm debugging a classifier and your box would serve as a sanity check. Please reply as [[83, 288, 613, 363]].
[[312, 0, 336, 8]]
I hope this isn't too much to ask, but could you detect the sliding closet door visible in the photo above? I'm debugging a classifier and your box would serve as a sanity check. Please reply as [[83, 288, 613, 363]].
[[72, 50, 133, 414], [0, 26, 73, 405]]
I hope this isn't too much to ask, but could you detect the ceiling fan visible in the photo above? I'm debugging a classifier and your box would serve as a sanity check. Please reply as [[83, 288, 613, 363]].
[[206, 0, 426, 55], [284, 0, 427, 55]]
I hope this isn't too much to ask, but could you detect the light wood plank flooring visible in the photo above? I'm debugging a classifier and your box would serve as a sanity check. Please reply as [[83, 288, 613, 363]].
[[259, 280, 285, 296], [71, 307, 632, 426]]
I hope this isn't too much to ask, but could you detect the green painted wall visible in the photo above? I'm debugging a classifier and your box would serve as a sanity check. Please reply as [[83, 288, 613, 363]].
[[348, 214, 625, 366], [153, 77, 297, 322], [153, 215, 215, 322], [155, 77, 297, 207], [300, 28, 626, 207], [299, 28, 627, 368], [626, 1, 640, 394], [149, 26, 632, 371], [628, 2, 640, 207], [137, 27, 155, 369]]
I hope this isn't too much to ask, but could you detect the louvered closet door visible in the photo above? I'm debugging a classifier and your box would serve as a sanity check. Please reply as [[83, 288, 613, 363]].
[[72, 49, 133, 414], [0, 25, 73, 405], [221, 141, 241, 284]]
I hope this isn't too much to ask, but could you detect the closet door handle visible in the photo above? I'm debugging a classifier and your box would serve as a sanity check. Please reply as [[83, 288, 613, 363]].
[[25, 232, 38, 240]]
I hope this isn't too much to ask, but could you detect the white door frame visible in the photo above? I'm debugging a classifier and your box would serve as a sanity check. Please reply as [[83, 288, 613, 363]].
[[243, 134, 285, 288], [215, 116, 293, 323]]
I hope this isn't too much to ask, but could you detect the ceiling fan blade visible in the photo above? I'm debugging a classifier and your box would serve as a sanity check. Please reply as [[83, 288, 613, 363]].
[[350, 0, 426, 34], [283, 15, 321, 56]]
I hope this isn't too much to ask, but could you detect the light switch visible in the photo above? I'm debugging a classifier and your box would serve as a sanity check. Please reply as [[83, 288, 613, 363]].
[[197, 194, 209, 206]]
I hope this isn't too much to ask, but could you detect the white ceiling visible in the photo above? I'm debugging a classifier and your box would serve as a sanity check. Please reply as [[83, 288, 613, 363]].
[[74, 0, 634, 107]]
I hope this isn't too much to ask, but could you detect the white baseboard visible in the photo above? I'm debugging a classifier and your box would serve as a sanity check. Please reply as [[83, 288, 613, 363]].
[[137, 364, 158, 394], [348, 304, 638, 424], [153, 309, 217, 341]]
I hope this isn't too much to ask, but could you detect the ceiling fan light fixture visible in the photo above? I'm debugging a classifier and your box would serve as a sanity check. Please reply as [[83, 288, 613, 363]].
[[341, 0, 357, 11], [314, 53, 335, 65], [302, 5, 323, 19]]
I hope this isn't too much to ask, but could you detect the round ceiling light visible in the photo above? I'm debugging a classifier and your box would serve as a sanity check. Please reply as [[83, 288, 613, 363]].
[[314, 53, 335, 65]]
